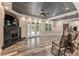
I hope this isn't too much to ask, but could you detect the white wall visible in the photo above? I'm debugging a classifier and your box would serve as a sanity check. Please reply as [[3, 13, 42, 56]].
[[2, 2, 12, 9], [18, 16, 28, 39], [53, 21, 63, 35], [0, 3, 4, 54]]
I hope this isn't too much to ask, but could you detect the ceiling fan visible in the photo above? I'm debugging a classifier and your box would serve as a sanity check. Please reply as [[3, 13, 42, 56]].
[[40, 9, 49, 17]]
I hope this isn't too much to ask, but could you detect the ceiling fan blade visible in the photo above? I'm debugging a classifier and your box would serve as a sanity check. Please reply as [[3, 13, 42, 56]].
[[40, 9, 49, 17]]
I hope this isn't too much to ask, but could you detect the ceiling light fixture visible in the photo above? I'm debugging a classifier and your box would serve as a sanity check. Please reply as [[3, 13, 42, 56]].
[[40, 9, 49, 17]]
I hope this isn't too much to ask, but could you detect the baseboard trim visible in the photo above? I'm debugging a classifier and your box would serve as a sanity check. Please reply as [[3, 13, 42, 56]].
[[21, 37, 26, 40]]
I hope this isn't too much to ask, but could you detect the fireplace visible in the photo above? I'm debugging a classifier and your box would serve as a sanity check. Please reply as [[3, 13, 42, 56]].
[[3, 13, 21, 49]]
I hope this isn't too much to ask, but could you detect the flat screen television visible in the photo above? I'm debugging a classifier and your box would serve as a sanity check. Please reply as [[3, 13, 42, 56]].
[[5, 14, 15, 25]]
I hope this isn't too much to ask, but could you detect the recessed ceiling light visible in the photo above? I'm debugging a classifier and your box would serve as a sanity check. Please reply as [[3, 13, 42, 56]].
[[66, 8, 69, 11]]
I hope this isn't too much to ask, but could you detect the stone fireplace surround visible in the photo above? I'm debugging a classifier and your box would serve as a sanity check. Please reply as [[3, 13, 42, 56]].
[[0, 3, 28, 55]]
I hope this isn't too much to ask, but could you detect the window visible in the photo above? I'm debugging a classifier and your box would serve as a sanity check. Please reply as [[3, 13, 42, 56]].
[[36, 23, 39, 31], [45, 23, 49, 31], [31, 22, 35, 36], [45, 23, 52, 31], [36, 23, 40, 35], [28, 20, 53, 36], [28, 21, 41, 36], [49, 24, 52, 31], [28, 22, 31, 36]]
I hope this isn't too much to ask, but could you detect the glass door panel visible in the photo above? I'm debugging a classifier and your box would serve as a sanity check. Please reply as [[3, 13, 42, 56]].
[[36, 23, 40, 35], [31, 22, 35, 36]]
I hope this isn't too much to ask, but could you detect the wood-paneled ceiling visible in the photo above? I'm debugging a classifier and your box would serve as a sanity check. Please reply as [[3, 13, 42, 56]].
[[12, 2, 77, 19]]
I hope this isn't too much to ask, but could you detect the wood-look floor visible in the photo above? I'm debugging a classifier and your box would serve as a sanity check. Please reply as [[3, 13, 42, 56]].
[[1, 35, 61, 56]]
